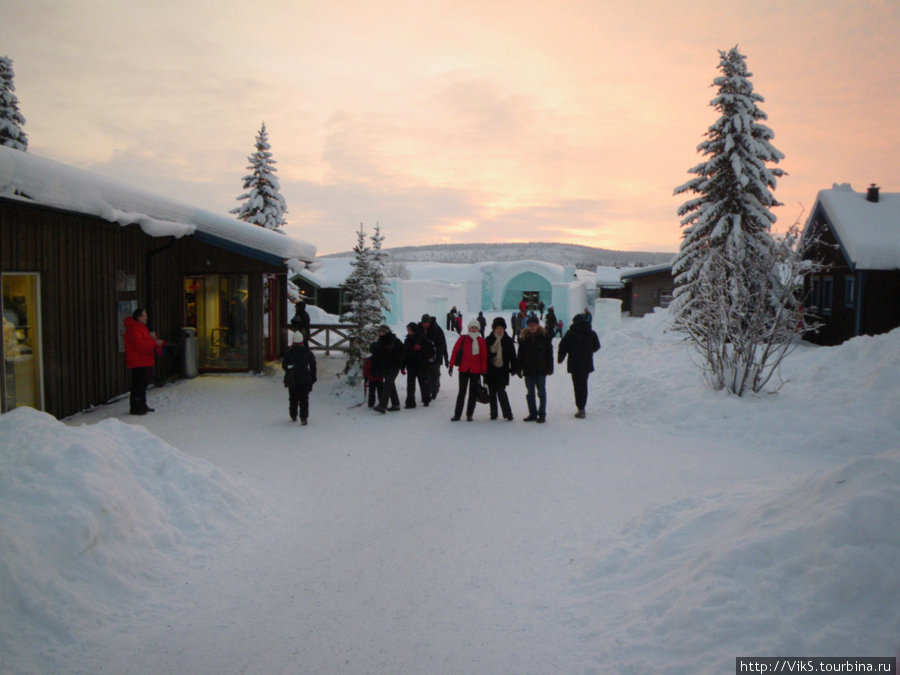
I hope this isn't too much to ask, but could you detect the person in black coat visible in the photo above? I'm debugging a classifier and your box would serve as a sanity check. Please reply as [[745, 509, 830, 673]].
[[419, 314, 448, 398], [370, 325, 404, 413], [544, 306, 558, 338], [516, 315, 554, 423], [484, 316, 518, 421], [290, 300, 311, 345], [282, 331, 317, 424], [557, 313, 601, 418], [401, 322, 434, 408]]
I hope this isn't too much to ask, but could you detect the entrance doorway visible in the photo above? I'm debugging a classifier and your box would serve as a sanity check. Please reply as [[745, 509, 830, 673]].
[[183, 274, 249, 370], [2, 273, 43, 411]]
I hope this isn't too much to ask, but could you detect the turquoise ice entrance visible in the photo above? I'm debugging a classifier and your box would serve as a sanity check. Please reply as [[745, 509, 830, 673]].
[[501, 272, 552, 310]]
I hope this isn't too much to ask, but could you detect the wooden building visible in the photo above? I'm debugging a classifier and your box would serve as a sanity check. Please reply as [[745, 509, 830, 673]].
[[801, 183, 900, 346], [1, 147, 316, 418], [620, 264, 675, 317]]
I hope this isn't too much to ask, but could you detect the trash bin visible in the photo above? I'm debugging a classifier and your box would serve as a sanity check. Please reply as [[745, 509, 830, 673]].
[[182, 327, 198, 378]]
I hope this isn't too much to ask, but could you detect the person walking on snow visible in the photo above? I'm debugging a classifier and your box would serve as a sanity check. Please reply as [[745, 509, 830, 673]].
[[419, 314, 447, 399], [401, 322, 434, 408], [557, 313, 600, 418], [448, 318, 488, 421], [123, 307, 165, 415], [371, 325, 404, 413], [290, 299, 311, 345], [282, 331, 317, 424], [544, 306, 558, 338], [485, 316, 518, 421], [477, 311, 486, 336], [516, 314, 553, 423]]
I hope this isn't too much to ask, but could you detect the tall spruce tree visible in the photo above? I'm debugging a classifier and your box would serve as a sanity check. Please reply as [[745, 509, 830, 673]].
[[672, 47, 809, 396], [231, 122, 287, 231], [0, 56, 28, 151]]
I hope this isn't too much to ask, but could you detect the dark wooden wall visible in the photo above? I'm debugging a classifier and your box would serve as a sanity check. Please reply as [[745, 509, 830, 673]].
[[1, 198, 287, 418], [625, 271, 674, 317]]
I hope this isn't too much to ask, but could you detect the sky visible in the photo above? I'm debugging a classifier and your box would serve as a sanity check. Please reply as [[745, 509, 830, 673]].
[[2, 0, 898, 255]]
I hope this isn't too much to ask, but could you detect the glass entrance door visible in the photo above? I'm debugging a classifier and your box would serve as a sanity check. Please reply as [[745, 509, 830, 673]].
[[183, 274, 249, 370], [2, 273, 43, 411]]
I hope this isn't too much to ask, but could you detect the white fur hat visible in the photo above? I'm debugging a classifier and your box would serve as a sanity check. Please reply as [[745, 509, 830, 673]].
[[292, 331, 305, 343]]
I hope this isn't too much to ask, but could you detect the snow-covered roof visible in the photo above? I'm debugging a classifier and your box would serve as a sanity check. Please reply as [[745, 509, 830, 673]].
[[294, 258, 355, 287], [594, 265, 639, 288], [620, 262, 674, 280], [809, 183, 900, 270], [0, 146, 317, 267]]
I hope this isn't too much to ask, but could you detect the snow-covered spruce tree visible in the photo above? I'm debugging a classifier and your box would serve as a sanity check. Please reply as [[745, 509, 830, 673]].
[[340, 224, 390, 383], [369, 222, 393, 316], [230, 122, 287, 231], [0, 56, 28, 151], [672, 46, 811, 396]]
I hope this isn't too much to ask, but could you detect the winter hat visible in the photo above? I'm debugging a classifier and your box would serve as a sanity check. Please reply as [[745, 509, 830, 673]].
[[467, 319, 481, 333], [292, 331, 305, 343], [572, 313, 585, 324], [406, 321, 419, 332], [526, 315, 540, 325], [421, 313, 431, 323], [377, 325, 391, 336], [491, 316, 506, 329]]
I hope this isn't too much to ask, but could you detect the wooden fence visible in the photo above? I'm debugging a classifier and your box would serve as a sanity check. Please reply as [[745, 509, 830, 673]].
[[305, 323, 361, 356]]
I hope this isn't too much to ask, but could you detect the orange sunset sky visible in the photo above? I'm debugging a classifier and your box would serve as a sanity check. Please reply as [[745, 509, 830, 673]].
[[2, 0, 898, 255]]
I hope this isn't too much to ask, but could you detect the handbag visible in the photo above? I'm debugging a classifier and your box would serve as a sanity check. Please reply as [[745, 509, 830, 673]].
[[476, 383, 490, 404]]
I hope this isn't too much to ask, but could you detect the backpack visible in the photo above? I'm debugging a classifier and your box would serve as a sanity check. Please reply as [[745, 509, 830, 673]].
[[363, 356, 382, 382]]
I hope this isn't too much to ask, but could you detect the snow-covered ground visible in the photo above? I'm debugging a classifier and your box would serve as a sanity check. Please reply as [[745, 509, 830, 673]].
[[2, 310, 898, 674]]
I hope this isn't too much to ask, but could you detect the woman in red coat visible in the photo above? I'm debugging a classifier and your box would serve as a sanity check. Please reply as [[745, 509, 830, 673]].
[[448, 318, 488, 421], [123, 308, 164, 415]]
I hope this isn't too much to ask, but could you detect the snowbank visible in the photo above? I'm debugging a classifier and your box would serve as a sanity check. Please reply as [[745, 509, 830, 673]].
[[2, 308, 898, 672], [595, 309, 900, 457], [568, 449, 900, 671], [0, 408, 254, 671]]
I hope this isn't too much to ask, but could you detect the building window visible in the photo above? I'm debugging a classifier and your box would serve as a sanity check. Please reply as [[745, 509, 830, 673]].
[[821, 276, 833, 315], [844, 275, 855, 308], [2, 273, 43, 412], [809, 277, 821, 311]]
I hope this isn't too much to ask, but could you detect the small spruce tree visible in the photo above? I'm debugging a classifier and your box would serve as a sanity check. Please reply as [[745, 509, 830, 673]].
[[369, 222, 393, 317], [341, 225, 383, 382], [231, 122, 287, 231], [672, 46, 812, 395], [0, 56, 28, 151]]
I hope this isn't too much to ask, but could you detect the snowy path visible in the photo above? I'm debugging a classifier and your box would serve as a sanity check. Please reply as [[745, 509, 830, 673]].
[[58, 351, 837, 674]]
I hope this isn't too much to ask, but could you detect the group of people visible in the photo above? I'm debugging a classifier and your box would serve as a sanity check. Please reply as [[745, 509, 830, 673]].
[[366, 314, 449, 413], [122, 301, 600, 427], [364, 309, 600, 424]]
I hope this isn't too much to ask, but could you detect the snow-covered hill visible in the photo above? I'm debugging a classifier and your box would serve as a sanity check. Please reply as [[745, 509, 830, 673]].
[[323, 241, 674, 268]]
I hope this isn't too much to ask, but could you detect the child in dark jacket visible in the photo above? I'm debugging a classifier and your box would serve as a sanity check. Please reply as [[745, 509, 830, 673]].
[[282, 331, 317, 424]]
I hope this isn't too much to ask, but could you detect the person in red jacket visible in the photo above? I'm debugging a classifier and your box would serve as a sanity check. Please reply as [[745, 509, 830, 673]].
[[123, 307, 164, 415], [448, 318, 488, 421]]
